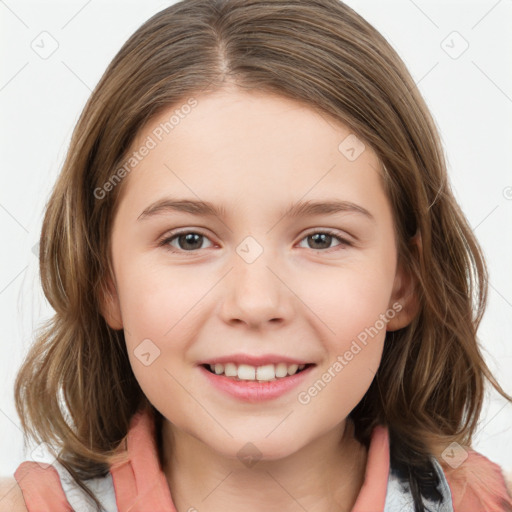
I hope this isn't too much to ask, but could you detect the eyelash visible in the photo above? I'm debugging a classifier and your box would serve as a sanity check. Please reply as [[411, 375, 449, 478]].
[[157, 229, 353, 254]]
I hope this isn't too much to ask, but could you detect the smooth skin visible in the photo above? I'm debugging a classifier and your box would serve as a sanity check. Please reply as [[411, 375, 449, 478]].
[[100, 85, 419, 512], [0, 479, 27, 511]]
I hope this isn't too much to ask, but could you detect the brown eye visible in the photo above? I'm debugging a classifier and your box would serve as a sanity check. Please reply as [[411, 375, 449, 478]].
[[160, 231, 213, 252], [298, 230, 351, 251]]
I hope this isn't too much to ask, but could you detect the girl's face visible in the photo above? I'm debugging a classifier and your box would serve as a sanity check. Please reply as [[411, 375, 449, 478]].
[[103, 87, 415, 461]]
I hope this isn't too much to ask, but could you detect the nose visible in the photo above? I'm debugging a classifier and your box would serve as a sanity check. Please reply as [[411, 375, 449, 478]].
[[219, 244, 295, 329]]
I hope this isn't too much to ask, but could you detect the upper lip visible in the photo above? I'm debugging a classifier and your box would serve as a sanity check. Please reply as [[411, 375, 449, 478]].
[[198, 354, 314, 366]]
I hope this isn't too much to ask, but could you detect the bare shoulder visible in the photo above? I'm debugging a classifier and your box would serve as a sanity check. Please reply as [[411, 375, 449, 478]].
[[0, 478, 28, 512]]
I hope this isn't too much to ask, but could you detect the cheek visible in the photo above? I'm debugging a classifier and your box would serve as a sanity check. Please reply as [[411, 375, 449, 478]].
[[293, 267, 392, 429], [298, 261, 396, 346], [116, 262, 208, 426], [116, 257, 207, 340], [292, 258, 395, 402], [114, 260, 208, 393]]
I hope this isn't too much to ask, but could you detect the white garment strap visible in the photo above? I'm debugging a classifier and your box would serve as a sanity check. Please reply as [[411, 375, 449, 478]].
[[52, 460, 118, 512], [384, 456, 454, 512]]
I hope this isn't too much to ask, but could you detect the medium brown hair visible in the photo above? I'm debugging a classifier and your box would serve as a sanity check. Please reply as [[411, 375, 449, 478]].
[[14, 0, 512, 509]]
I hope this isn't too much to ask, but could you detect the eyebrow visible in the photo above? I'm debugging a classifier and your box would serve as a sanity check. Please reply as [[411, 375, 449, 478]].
[[137, 197, 375, 222]]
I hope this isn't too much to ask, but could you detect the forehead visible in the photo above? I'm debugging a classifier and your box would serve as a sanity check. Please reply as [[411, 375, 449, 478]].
[[115, 88, 387, 222]]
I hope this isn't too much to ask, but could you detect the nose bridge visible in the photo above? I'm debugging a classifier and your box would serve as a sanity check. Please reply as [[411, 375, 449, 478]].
[[221, 234, 292, 325]]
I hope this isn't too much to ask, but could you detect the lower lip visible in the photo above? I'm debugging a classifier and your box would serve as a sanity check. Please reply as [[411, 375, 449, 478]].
[[198, 364, 315, 402]]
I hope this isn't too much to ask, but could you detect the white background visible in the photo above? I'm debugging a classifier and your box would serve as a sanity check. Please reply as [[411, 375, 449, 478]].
[[1, 0, 511, 479]]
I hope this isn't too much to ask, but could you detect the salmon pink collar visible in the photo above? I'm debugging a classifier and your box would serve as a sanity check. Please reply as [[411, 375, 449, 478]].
[[110, 405, 390, 512]]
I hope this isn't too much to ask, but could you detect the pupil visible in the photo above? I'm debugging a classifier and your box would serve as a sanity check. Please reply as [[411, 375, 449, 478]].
[[179, 233, 202, 250], [309, 233, 331, 249]]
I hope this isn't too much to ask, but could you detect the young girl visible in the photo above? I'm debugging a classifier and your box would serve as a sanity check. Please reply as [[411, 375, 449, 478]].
[[2, 0, 511, 511]]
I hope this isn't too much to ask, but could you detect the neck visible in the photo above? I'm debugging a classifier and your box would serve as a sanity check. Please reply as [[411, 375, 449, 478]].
[[160, 417, 368, 512]]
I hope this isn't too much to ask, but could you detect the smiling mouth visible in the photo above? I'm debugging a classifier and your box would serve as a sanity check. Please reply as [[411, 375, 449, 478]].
[[201, 362, 314, 382]]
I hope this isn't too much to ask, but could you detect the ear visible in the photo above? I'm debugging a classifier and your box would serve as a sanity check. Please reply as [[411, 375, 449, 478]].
[[386, 233, 421, 332], [99, 273, 124, 331]]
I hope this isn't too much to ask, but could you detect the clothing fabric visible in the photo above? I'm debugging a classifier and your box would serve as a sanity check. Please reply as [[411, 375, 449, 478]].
[[13, 406, 512, 511]]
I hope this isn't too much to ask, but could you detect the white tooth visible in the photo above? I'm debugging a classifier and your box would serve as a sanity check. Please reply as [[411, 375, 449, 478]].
[[209, 364, 215, 373], [298, 364, 305, 370], [275, 362, 288, 378], [256, 364, 275, 381], [224, 363, 237, 377], [238, 364, 256, 380], [214, 363, 224, 375], [287, 364, 299, 376]]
